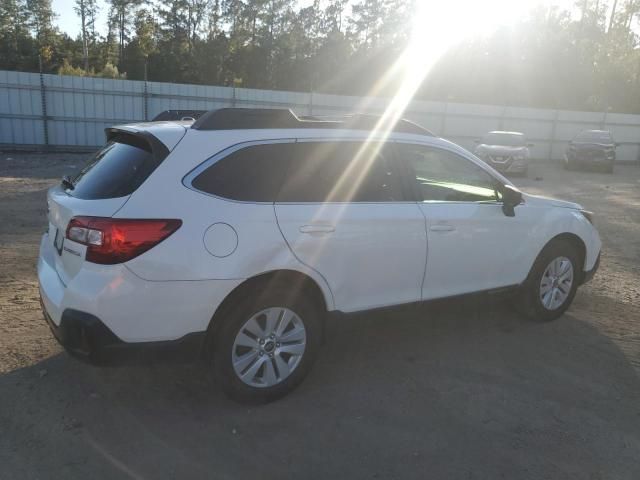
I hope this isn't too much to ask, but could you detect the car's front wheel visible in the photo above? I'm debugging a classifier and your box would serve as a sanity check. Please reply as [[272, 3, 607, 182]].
[[212, 286, 322, 403], [514, 240, 581, 321]]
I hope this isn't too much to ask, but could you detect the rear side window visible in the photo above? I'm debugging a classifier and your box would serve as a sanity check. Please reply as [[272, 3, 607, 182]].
[[191, 143, 292, 202], [191, 141, 403, 203], [278, 142, 403, 202], [70, 135, 158, 200]]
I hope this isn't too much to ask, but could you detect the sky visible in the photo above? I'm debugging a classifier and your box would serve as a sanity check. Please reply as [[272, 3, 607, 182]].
[[52, 0, 107, 38], [51, 0, 579, 39]]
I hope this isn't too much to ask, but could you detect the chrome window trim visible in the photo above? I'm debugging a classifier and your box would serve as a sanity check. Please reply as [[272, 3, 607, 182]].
[[183, 136, 518, 207]]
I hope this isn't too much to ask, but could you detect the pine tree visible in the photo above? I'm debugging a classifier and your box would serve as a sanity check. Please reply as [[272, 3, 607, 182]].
[[106, 0, 142, 66], [25, 0, 57, 68], [74, 0, 98, 70]]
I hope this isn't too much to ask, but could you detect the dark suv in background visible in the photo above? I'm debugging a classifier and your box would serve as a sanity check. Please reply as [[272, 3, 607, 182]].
[[474, 131, 532, 176], [565, 130, 616, 173]]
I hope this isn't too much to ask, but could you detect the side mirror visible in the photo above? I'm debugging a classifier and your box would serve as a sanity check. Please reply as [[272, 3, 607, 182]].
[[501, 184, 522, 217]]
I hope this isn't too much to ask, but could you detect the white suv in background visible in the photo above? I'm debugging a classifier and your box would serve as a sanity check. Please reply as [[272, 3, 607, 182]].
[[38, 108, 601, 403]]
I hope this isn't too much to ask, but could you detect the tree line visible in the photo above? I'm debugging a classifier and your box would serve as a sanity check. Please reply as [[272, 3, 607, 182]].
[[1, 0, 640, 113]]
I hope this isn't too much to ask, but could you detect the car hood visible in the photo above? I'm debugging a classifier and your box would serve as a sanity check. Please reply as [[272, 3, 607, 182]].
[[476, 145, 529, 156], [523, 192, 582, 210]]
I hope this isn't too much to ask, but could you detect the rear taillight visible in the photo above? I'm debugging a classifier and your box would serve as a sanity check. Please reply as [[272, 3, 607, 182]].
[[66, 217, 182, 265]]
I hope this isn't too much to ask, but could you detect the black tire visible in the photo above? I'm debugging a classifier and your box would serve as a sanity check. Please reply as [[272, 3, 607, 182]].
[[513, 240, 581, 322], [212, 284, 323, 404]]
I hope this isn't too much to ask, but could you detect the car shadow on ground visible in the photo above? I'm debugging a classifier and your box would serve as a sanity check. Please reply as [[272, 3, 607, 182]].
[[2, 297, 639, 479]]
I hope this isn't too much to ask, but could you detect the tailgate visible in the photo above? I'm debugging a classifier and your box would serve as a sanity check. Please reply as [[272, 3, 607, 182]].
[[46, 129, 169, 285]]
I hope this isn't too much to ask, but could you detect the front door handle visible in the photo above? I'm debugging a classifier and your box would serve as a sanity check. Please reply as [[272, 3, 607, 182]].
[[429, 224, 455, 232], [299, 224, 336, 235]]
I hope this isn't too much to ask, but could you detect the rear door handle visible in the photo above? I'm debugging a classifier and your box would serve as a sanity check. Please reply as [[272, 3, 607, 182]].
[[299, 224, 335, 235], [429, 224, 455, 232]]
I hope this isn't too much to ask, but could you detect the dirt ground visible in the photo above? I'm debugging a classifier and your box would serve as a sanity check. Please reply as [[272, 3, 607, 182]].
[[0, 152, 639, 479]]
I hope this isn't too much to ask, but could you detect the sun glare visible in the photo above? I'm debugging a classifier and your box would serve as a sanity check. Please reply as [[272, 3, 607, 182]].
[[409, 0, 555, 70], [360, 0, 559, 141], [313, 0, 563, 233], [400, 0, 551, 113]]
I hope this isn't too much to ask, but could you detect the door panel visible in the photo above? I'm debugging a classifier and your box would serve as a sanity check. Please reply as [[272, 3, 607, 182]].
[[418, 202, 533, 300], [274, 140, 426, 312], [275, 203, 426, 311], [395, 142, 534, 300]]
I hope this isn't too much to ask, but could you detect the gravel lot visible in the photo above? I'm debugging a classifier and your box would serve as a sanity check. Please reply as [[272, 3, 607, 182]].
[[1, 152, 639, 479]]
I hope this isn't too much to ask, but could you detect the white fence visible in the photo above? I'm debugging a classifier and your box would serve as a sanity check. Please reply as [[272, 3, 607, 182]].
[[1, 69, 639, 162]]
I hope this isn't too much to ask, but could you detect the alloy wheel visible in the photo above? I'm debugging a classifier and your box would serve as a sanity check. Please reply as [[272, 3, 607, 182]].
[[231, 307, 307, 388], [539, 256, 574, 310]]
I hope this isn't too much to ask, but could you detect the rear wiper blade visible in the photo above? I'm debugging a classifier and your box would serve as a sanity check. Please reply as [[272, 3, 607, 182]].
[[61, 175, 75, 190]]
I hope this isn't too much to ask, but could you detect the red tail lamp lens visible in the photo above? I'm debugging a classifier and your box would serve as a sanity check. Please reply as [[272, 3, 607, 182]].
[[66, 217, 182, 264]]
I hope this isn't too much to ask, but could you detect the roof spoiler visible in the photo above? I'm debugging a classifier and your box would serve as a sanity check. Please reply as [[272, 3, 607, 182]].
[[105, 127, 170, 163]]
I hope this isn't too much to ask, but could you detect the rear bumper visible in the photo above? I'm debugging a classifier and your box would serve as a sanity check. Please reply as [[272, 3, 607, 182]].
[[40, 300, 205, 363], [37, 232, 241, 346]]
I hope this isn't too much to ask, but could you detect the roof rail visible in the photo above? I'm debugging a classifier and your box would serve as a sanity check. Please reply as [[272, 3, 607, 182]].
[[191, 108, 433, 135]]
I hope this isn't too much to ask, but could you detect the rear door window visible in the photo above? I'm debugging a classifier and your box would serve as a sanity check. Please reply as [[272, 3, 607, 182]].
[[69, 135, 159, 200], [278, 142, 404, 202]]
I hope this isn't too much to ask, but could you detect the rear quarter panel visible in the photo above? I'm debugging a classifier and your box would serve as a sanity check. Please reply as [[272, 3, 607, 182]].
[[116, 130, 336, 309]]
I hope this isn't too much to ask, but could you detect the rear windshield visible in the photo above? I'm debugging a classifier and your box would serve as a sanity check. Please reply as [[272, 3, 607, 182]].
[[575, 131, 612, 142], [482, 133, 526, 147], [68, 135, 158, 200]]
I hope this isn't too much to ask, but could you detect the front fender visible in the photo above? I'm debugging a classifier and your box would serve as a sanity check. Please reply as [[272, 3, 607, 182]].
[[515, 205, 601, 279]]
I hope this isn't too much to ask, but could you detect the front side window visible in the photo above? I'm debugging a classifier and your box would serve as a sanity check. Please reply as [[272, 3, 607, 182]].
[[397, 144, 500, 203], [277, 142, 403, 203]]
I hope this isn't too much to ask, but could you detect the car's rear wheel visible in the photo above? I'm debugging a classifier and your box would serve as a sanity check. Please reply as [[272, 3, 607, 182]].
[[212, 286, 322, 403], [514, 240, 580, 321]]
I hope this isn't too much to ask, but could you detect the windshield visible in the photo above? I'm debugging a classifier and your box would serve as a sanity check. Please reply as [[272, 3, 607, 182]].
[[575, 131, 612, 143], [481, 133, 526, 147]]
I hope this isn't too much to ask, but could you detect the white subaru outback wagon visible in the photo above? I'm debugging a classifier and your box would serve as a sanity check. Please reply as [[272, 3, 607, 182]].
[[38, 108, 601, 403]]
